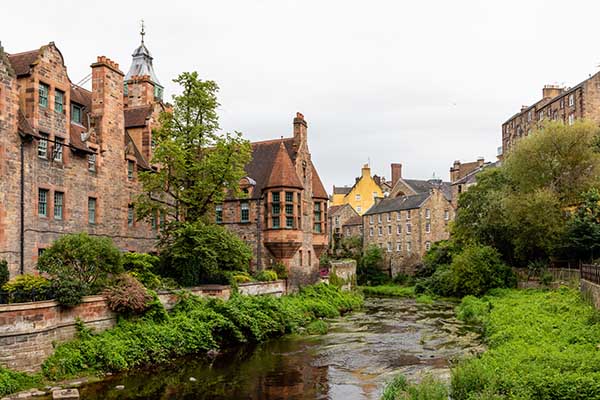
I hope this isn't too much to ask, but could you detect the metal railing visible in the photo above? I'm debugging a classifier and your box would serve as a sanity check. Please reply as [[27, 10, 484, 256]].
[[581, 264, 600, 285]]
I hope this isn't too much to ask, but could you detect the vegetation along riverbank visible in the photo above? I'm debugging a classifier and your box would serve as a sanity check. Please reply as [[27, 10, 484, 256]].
[[0, 283, 362, 396]]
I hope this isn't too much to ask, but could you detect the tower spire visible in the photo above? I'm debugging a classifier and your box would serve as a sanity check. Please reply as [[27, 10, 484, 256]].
[[140, 19, 145, 44]]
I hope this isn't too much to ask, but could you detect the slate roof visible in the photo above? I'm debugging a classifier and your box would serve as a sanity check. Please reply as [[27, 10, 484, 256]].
[[311, 160, 328, 199], [344, 215, 363, 226], [7, 50, 39, 76], [363, 192, 431, 216], [452, 162, 498, 185], [70, 85, 92, 109], [401, 178, 452, 202], [124, 105, 153, 128], [333, 186, 351, 195]]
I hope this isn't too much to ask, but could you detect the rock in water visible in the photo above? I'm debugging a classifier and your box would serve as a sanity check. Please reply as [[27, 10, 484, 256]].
[[52, 389, 80, 399]]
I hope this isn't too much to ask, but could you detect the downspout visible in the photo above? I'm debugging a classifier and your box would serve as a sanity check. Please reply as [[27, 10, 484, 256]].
[[256, 196, 262, 271], [20, 139, 25, 275]]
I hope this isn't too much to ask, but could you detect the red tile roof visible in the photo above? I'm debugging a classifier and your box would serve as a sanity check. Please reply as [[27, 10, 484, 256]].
[[7, 50, 39, 76], [311, 161, 328, 199], [264, 141, 303, 190]]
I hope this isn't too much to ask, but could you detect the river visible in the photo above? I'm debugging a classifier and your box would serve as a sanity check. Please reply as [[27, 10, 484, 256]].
[[75, 296, 480, 400]]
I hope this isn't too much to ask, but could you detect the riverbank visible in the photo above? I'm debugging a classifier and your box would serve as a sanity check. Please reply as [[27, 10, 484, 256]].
[[0, 284, 362, 397]]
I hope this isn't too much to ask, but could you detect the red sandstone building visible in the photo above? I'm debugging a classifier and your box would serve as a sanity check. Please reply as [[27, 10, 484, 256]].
[[0, 35, 165, 277], [217, 113, 329, 285]]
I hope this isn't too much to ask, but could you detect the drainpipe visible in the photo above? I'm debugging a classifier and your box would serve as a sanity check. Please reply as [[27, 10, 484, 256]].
[[256, 196, 262, 271], [20, 139, 25, 275]]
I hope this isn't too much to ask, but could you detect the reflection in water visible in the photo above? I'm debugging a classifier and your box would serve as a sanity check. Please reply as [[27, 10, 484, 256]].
[[77, 297, 480, 400]]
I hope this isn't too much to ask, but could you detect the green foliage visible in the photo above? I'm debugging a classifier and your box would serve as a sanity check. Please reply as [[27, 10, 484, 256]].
[[456, 295, 491, 325], [452, 288, 600, 400], [52, 279, 86, 307], [103, 274, 152, 315], [360, 285, 414, 297], [334, 235, 363, 261], [37, 233, 123, 298], [0, 260, 8, 288], [1, 274, 52, 303], [122, 253, 162, 290], [159, 221, 252, 286], [328, 270, 345, 288], [540, 271, 553, 286], [418, 240, 456, 278], [561, 188, 600, 261], [255, 270, 277, 282], [305, 319, 328, 335], [0, 366, 42, 396], [271, 262, 288, 279], [42, 283, 362, 381], [381, 374, 448, 400], [392, 273, 411, 285], [135, 71, 252, 228], [357, 244, 389, 285], [231, 272, 253, 283]]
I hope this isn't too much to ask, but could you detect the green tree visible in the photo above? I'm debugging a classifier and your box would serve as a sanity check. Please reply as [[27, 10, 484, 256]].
[[0, 260, 8, 288], [357, 244, 388, 285], [561, 188, 600, 261], [158, 221, 253, 286], [136, 72, 252, 230]]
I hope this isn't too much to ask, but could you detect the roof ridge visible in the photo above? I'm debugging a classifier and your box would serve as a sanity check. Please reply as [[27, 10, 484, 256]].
[[252, 137, 293, 146], [7, 49, 39, 57]]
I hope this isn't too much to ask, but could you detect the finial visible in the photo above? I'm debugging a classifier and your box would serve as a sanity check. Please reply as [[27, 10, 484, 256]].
[[140, 19, 146, 44]]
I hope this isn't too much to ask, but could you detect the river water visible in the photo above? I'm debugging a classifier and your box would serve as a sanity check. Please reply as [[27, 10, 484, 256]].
[[76, 296, 481, 400]]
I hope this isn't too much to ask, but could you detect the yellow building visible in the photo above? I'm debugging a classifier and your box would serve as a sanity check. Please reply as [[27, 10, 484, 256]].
[[331, 164, 384, 215]]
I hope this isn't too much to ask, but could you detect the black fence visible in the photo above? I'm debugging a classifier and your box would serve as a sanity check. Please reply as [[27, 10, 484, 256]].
[[581, 264, 600, 285], [0, 289, 55, 305]]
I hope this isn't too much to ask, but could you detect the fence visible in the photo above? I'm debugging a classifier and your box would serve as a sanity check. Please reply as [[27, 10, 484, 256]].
[[581, 264, 600, 285]]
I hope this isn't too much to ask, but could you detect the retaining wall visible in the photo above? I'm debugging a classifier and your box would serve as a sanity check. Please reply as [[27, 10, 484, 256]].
[[581, 279, 600, 310], [0, 280, 287, 372]]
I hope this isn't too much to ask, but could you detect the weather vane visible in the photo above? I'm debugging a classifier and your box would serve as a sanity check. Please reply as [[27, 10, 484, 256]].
[[140, 19, 145, 44]]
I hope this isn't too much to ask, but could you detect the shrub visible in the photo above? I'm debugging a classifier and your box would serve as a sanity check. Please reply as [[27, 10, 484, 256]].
[[357, 244, 389, 285], [255, 270, 277, 282], [456, 295, 491, 325], [37, 233, 123, 298], [450, 245, 516, 297], [2, 274, 52, 303], [540, 271, 553, 286], [103, 274, 152, 315], [53, 280, 87, 307], [122, 253, 162, 289], [305, 319, 328, 335], [0, 366, 42, 396], [361, 285, 414, 297], [231, 272, 253, 283], [0, 260, 8, 288], [417, 239, 456, 278], [159, 221, 252, 286], [271, 262, 288, 279], [382, 374, 448, 400], [392, 273, 410, 285]]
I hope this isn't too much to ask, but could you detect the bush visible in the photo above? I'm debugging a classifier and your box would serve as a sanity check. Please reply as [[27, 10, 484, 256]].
[[271, 262, 288, 279], [357, 244, 389, 285], [0, 260, 8, 288], [255, 270, 277, 282], [456, 295, 491, 325], [159, 221, 252, 286], [231, 272, 253, 283], [2, 274, 52, 303], [540, 271, 554, 286], [122, 253, 162, 289], [103, 274, 152, 315], [53, 280, 87, 307], [0, 366, 41, 396], [305, 319, 328, 335], [37, 233, 123, 301], [417, 240, 456, 278]]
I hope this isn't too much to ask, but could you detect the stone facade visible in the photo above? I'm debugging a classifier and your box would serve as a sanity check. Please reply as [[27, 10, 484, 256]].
[[0, 39, 163, 277], [330, 164, 387, 215], [449, 158, 497, 208], [502, 74, 600, 156], [327, 203, 359, 250], [218, 113, 328, 287]]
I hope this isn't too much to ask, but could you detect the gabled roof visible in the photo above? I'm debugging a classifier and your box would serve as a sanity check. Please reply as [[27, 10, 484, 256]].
[[124, 105, 153, 128], [7, 49, 39, 76], [364, 192, 431, 216], [333, 186, 351, 195], [263, 140, 303, 190], [311, 161, 328, 199], [344, 215, 363, 226], [70, 85, 92, 109]]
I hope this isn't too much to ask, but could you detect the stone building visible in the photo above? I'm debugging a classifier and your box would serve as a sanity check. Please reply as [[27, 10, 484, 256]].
[[0, 34, 163, 277], [341, 215, 362, 239], [362, 163, 454, 275], [327, 203, 360, 250], [502, 72, 600, 155], [216, 113, 328, 286], [331, 163, 392, 215]]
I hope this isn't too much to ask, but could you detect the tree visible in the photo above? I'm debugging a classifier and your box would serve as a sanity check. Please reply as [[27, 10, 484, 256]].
[[561, 188, 600, 261], [38, 233, 123, 301], [357, 244, 387, 285], [136, 72, 252, 230]]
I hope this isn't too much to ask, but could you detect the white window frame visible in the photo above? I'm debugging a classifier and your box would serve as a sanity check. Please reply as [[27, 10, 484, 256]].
[[569, 94, 574, 107], [355, 194, 361, 201], [38, 134, 48, 159], [53, 138, 63, 162], [369, 215, 374, 225], [387, 242, 392, 252], [425, 241, 431, 251], [397, 225, 402, 235], [425, 222, 431, 233], [406, 223, 412, 234], [425, 208, 431, 219], [406, 210, 411, 219], [88, 197, 97, 224], [388, 225, 392, 235], [369, 227, 374, 237], [396, 242, 402, 252], [54, 191, 63, 220]]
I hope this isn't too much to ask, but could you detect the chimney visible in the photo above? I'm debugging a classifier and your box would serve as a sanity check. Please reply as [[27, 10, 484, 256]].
[[520, 105, 529, 112], [477, 156, 485, 167], [91, 56, 124, 154], [361, 164, 371, 178], [391, 163, 402, 186], [373, 175, 381, 186], [293, 112, 307, 151], [450, 160, 461, 182], [542, 84, 563, 99]]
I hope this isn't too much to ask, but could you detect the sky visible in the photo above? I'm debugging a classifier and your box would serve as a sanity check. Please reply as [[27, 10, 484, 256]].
[[3, 0, 600, 192]]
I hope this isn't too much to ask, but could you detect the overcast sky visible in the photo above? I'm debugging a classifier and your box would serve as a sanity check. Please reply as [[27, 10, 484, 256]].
[[3, 0, 600, 191]]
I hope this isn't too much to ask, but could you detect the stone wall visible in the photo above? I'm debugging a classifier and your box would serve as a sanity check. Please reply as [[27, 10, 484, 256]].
[[0, 280, 287, 372], [330, 260, 357, 291], [581, 279, 600, 310]]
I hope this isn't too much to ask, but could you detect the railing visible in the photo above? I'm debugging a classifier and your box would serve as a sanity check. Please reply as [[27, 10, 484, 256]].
[[581, 264, 600, 285]]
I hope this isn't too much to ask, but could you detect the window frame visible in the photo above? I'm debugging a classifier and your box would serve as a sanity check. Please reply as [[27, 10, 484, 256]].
[[88, 197, 97, 224], [71, 103, 83, 124], [53, 137, 64, 162], [215, 204, 223, 224], [38, 133, 49, 159], [39, 82, 49, 108], [54, 191, 64, 220], [241, 201, 250, 223], [54, 89, 64, 113], [38, 188, 48, 217]]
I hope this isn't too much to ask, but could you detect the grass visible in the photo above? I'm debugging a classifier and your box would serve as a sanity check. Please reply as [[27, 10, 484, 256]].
[[360, 285, 415, 297], [381, 374, 448, 400], [0, 367, 42, 397], [452, 288, 600, 399]]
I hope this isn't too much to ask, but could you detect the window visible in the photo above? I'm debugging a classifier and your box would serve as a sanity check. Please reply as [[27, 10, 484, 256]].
[[154, 85, 163, 100], [285, 204, 294, 228], [387, 213, 391, 222], [425, 241, 431, 251], [346, 228, 350, 236], [127, 160, 135, 180], [397, 225, 402, 235], [388, 225, 392, 235], [425, 209, 431, 219], [407, 241, 412, 253], [88, 154, 96, 172], [369, 227, 374, 236], [124, 83, 129, 96], [560, 99, 564, 109], [569, 94, 574, 107], [568, 113, 575, 125], [215, 205, 223, 224], [425, 222, 431, 233], [458, 185, 462, 194], [314, 202, 322, 233], [272, 192, 280, 229], [308, 250, 311, 266], [396, 211, 401, 221], [127, 204, 135, 226], [285, 191, 294, 203], [539, 110, 544, 121], [406, 223, 412, 234], [406, 210, 411, 219], [355, 194, 361, 201], [53, 138, 63, 162], [387, 242, 392, 252], [38, 133, 48, 158], [54, 191, 63, 220], [38, 189, 48, 217], [527, 110, 532, 122], [39, 83, 49, 108], [38, 248, 45, 258], [55, 90, 64, 113], [71, 103, 83, 124], [444, 210, 450, 221], [334, 216, 340, 227], [396, 242, 402, 252], [88, 197, 96, 224], [369, 216, 374, 224], [272, 192, 280, 203], [357, 206, 361, 213], [151, 212, 158, 230], [378, 214, 382, 223], [378, 226, 383, 236], [240, 202, 250, 223], [160, 211, 166, 229]]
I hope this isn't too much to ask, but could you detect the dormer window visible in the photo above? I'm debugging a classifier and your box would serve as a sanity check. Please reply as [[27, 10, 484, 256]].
[[71, 103, 83, 124]]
